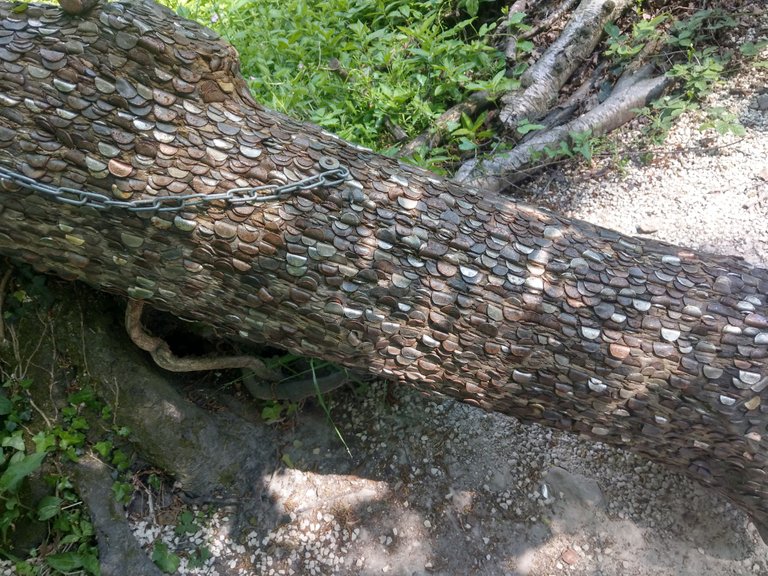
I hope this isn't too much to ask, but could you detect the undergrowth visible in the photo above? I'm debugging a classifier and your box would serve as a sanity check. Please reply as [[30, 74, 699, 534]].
[[163, 0, 518, 169]]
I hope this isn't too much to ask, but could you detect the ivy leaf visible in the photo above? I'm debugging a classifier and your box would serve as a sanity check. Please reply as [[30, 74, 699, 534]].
[[152, 541, 181, 574], [517, 122, 545, 135], [2, 431, 25, 451], [81, 552, 100, 575], [0, 451, 46, 493], [37, 495, 63, 521], [0, 390, 12, 415]]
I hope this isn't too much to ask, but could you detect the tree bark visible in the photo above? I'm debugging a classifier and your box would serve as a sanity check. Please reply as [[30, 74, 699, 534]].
[[1, 0, 768, 542]]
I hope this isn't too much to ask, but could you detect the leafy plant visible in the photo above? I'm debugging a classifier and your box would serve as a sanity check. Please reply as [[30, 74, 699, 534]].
[[448, 110, 494, 152], [164, 0, 511, 164], [1, 378, 47, 543], [174, 509, 200, 535], [533, 129, 598, 163], [152, 541, 181, 574], [604, 13, 667, 63], [0, 371, 116, 574], [603, 8, 750, 145], [700, 107, 746, 137]]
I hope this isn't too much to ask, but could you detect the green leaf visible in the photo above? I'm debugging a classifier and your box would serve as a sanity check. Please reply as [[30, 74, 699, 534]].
[[739, 41, 768, 56], [462, 0, 479, 17], [46, 552, 84, 572], [261, 402, 283, 423], [281, 453, 295, 469], [112, 481, 132, 504], [458, 138, 477, 151], [175, 510, 199, 535], [517, 122, 545, 135], [68, 388, 96, 406], [0, 451, 45, 493], [0, 390, 12, 415], [94, 440, 113, 458], [81, 552, 100, 575], [152, 541, 181, 574], [604, 23, 620, 38], [37, 495, 63, 521], [506, 11, 527, 26], [32, 431, 56, 453], [2, 431, 25, 451], [516, 39, 534, 53]]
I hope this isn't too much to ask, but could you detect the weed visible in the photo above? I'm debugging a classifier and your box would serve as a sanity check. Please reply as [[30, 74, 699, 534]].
[[604, 13, 668, 64], [152, 540, 181, 574], [448, 110, 495, 152], [604, 8, 756, 145], [310, 359, 352, 458], [531, 129, 599, 164], [0, 376, 100, 575]]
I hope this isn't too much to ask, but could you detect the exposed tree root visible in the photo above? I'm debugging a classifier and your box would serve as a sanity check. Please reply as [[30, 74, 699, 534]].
[[499, 0, 633, 129], [125, 299, 276, 378], [241, 368, 353, 403], [6, 283, 288, 573], [126, 299, 352, 401], [455, 65, 671, 192], [68, 457, 164, 576]]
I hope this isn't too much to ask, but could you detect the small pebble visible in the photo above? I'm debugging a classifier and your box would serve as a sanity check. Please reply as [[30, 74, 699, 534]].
[[561, 548, 580, 565]]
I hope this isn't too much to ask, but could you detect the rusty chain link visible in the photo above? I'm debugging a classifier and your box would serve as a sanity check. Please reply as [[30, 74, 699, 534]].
[[0, 158, 349, 213]]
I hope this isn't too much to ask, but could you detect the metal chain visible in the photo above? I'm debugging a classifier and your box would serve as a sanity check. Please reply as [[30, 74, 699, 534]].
[[0, 159, 349, 213]]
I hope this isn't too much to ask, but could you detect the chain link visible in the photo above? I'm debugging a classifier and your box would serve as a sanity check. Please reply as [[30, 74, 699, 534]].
[[0, 160, 349, 213]]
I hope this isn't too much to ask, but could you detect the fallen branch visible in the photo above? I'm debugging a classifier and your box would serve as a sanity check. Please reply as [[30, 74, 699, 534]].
[[519, 0, 579, 42], [455, 65, 671, 191], [499, 0, 632, 128]]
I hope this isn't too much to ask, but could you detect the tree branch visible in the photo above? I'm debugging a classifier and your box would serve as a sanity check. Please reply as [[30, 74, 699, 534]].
[[455, 66, 671, 191], [499, 0, 633, 129], [398, 92, 494, 159]]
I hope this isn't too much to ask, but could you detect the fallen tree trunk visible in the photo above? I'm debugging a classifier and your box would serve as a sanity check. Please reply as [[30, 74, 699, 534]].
[[1, 0, 767, 543]]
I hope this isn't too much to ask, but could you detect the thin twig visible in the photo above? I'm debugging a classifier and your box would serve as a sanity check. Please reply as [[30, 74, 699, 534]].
[[0, 266, 12, 344], [520, 0, 579, 40], [28, 397, 53, 429]]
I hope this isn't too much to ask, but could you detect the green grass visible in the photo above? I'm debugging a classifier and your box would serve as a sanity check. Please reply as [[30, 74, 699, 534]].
[[164, 0, 514, 161]]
